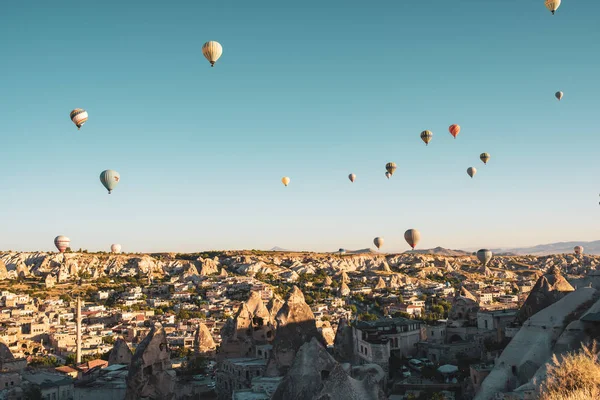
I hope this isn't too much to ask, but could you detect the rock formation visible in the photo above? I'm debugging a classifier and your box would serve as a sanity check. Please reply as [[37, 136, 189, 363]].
[[217, 291, 278, 360], [375, 277, 386, 290], [265, 286, 326, 376], [0, 260, 7, 280], [0, 341, 14, 361], [272, 337, 387, 400], [474, 287, 598, 400], [108, 337, 133, 366], [333, 318, 354, 363], [516, 266, 575, 324], [338, 283, 350, 297], [125, 322, 175, 400], [193, 322, 216, 353]]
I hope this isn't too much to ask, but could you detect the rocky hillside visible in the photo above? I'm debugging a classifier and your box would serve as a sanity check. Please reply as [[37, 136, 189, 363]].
[[1, 250, 599, 284]]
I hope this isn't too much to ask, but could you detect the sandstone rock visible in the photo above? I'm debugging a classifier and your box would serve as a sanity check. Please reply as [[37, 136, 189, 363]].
[[194, 322, 216, 353], [125, 322, 175, 400], [338, 283, 350, 297], [0, 260, 8, 280], [108, 337, 133, 366], [44, 274, 56, 288], [333, 318, 354, 363], [198, 257, 220, 275], [319, 320, 336, 346], [272, 338, 387, 400], [375, 277, 386, 290], [0, 341, 15, 361], [266, 286, 325, 376]]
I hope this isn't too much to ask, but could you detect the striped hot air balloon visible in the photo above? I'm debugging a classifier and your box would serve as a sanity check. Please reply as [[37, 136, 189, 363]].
[[480, 153, 491, 165], [545, 0, 561, 15], [386, 162, 397, 176], [70, 109, 88, 130], [281, 177, 290, 187], [111, 244, 122, 254], [348, 174, 356, 183], [404, 229, 420, 250], [100, 170, 120, 194], [54, 236, 70, 253], [202, 41, 223, 67], [467, 167, 477, 178], [420, 130, 433, 146], [449, 124, 460, 139]]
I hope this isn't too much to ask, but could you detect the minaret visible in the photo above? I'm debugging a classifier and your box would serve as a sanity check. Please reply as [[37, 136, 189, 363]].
[[76, 297, 82, 364]]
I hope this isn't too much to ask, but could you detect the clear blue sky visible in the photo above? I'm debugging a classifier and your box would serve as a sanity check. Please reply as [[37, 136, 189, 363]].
[[1, 0, 599, 253]]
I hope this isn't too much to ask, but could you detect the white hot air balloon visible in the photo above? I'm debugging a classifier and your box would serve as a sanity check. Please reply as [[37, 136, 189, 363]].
[[467, 167, 477, 178], [373, 237, 384, 250], [348, 174, 356, 183], [111, 244, 122, 254], [202, 41, 223, 67], [54, 236, 70, 253]]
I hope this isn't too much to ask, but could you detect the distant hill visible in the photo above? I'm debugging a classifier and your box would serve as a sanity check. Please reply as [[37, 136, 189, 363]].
[[334, 248, 377, 255], [270, 246, 293, 252], [484, 240, 600, 256], [405, 247, 472, 257]]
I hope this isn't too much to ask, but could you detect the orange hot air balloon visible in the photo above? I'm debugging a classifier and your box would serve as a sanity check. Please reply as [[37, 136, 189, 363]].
[[449, 124, 460, 139]]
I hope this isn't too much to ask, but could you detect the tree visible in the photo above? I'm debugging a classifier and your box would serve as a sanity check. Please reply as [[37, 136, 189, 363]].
[[358, 313, 378, 321], [431, 305, 444, 315]]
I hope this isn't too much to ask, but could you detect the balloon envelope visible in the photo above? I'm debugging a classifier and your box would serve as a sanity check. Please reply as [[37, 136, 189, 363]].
[[349, 174, 356, 183], [100, 170, 120, 194], [574, 246, 584, 255], [70, 109, 88, 130], [480, 153, 491, 165], [420, 130, 433, 145], [555, 91, 563, 101], [545, 0, 561, 14], [111, 244, 122, 254], [477, 249, 493, 266], [467, 167, 477, 178], [54, 236, 70, 253], [404, 229, 420, 249], [202, 41, 223, 66], [449, 124, 460, 139], [373, 237, 384, 249], [386, 162, 397, 175], [385, 172, 391, 179], [281, 177, 290, 186]]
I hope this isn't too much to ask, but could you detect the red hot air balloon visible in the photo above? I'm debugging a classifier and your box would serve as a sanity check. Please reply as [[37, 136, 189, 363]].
[[449, 124, 460, 139]]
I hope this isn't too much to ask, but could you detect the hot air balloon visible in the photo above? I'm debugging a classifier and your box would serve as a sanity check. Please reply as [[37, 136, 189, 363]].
[[574, 246, 584, 255], [70, 109, 88, 130], [545, 0, 561, 15], [202, 41, 223, 67], [386, 162, 397, 176], [385, 172, 391, 179], [449, 124, 460, 139], [467, 167, 477, 178], [480, 153, 490, 165], [111, 244, 122, 254], [282, 177, 290, 187], [420, 130, 433, 146], [404, 229, 420, 250], [555, 91, 563, 101], [349, 174, 356, 183], [100, 170, 120, 194], [373, 237, 384, 250], [476, 249, 493, 266], [54, 236, 70, 253]]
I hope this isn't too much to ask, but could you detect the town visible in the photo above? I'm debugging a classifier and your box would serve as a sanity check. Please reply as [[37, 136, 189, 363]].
[[0, 249, 599, 400]]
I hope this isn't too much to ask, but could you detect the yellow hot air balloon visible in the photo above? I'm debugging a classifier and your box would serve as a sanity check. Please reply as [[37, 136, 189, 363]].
[[281, 177, 290, 187], [480, 153, 490, 165], [386, 162, 397, 176], [545, 0, 561, 14], [202, 41, 223, 67], [420, 130, 433, 146]]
